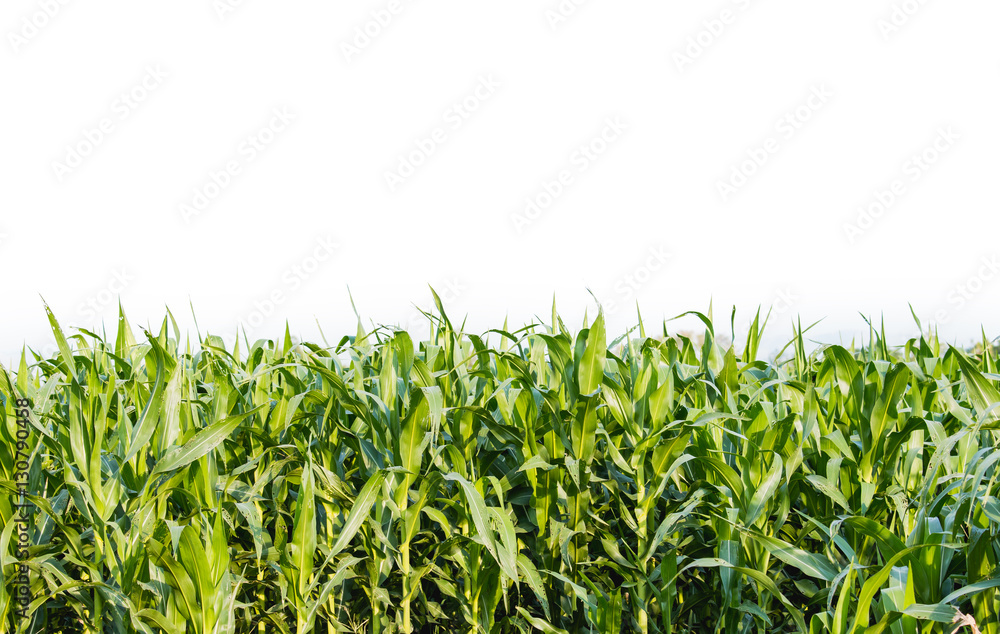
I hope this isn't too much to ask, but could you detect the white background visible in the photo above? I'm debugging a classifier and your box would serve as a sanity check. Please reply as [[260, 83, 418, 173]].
[[2, 0, 998, 364]]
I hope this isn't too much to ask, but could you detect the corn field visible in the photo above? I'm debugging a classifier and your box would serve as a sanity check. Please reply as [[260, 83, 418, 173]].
[[2, 300, 1000, 633]]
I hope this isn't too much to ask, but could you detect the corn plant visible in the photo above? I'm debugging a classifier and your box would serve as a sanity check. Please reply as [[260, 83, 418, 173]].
[[1, 301, 1000, 632]]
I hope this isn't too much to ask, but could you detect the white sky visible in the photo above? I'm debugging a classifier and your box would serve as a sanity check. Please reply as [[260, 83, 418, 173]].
[[2, 0, 999, 364]]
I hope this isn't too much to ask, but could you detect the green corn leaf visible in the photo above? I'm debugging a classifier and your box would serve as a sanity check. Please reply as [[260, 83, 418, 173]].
[[745, 532, 839, 582], [443, 473, 518, 581], [291, 454, 317, 593], [151, 404, 265, 476], [745, 454, 783, 527], [956, 350, 1000, 424], [330, 469, 386, 556], [578, 311, 606, 395]]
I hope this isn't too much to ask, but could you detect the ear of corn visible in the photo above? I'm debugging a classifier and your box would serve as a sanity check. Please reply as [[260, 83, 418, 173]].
[[1, 302, 1000, 632]]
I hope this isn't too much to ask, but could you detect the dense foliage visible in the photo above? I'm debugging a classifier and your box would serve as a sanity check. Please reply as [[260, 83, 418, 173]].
[[2, 301, 1000, 633]]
